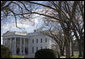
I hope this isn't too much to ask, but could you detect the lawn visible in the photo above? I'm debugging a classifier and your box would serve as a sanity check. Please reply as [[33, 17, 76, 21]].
[[60, 55, 83, 58], [11, 55, 83, 58], [60, 56, 66, 58], [12, 55, 24, 58], [71, 55, 79, 58], [71, 55, 83, 58]]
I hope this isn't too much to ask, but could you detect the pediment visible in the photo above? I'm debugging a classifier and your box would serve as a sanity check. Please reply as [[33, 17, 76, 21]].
[[2, 31, 28, 37], [2, 31, 15, 37]]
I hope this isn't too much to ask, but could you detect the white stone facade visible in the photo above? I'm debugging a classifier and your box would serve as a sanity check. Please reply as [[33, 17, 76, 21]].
[[2, 31, 58, 57]]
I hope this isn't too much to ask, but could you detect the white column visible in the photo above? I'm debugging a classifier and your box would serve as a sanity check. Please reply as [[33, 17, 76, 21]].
[[23, 38, 25, 55], [28, 39, 29, 55], [3, 38, 5, 45], [11, 38, 13, 55], [14, 38, 16, 55], [10, 38, 12, 51], [20, 38, 22, 55], [5, 38, 7, 47], [4, 38, 6, 46], [13, 38, 14, 54]]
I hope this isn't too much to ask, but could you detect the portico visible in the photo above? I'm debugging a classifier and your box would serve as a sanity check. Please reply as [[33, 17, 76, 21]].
[[3, 37, 29, 55]]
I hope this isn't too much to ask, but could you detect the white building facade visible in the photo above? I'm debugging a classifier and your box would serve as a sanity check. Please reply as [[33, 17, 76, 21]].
[[2, 31, 58, 57]]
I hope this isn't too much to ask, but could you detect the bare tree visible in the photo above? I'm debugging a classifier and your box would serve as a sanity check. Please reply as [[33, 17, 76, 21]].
[[28, 1, 84, 58], [1, 1, 38, 28], [39, 23, 65, 57], [1, 1, 84, 58]]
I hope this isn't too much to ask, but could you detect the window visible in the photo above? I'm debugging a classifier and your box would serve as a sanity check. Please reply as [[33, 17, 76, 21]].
[[41, 38, 42, 43], [36, 39, 38, 43], [32, 47, 34, 53], [45, 46, 47, 49], [32, 39, 34, 43], [36, 47, 38, 51], [41, 46, 42, 49], [45, 38, 47, 42]]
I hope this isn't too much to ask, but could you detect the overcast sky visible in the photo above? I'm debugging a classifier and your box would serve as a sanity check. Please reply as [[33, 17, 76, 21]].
[[1, 13, 45, 45]]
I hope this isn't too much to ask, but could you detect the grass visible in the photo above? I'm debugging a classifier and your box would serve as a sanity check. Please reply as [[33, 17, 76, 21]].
[[60, 55, 83, 58], [71, 55, 83, 58], [12, 55, 24, 58], [71, 55, 78, 58], [60, 56, 66, 58], [11, 55, 83, 58]]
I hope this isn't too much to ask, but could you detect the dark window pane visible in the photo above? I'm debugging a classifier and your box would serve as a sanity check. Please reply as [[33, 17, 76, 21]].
[[45, 38, 47, 42], [32, 47, 34, 53], [36, 39, 38, 43], [41, 39, 42, 43], [32, 39, 34, 43], [36, 47, 38, 51]]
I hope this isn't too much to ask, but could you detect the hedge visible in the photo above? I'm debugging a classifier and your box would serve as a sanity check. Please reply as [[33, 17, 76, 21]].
[[35, 49, 57, 58], [1, 45, 12, 58]]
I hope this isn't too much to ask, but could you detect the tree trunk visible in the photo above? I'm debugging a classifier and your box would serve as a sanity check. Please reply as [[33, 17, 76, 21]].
[[71, 46, 74, 56], [66, 40, 70, 58], [83, 49, 84, 57], [71, 40, 74, 56], [81, 36, 84, 57], [60, 48, 64, 56], [65, 31, 70, 58], [78, 42, 82, 57]]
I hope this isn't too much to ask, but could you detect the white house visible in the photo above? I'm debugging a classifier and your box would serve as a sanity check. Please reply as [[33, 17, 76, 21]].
[[2, 30, 59, 57]]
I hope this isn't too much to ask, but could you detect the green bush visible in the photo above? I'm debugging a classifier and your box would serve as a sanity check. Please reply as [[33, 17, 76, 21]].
[[1, 45, 12, 58], [35, 49, 57, 58]]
